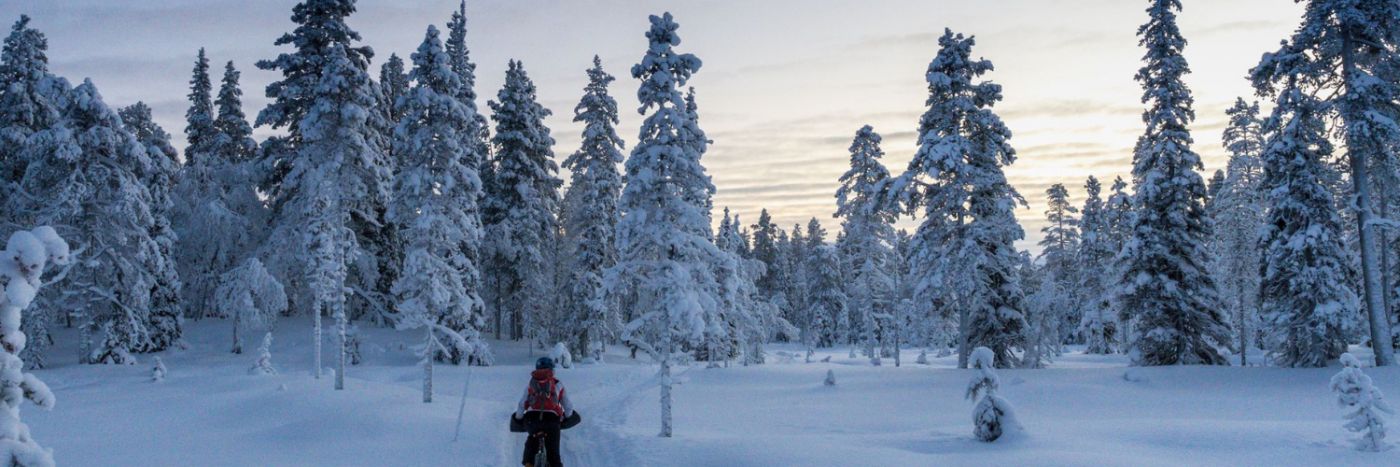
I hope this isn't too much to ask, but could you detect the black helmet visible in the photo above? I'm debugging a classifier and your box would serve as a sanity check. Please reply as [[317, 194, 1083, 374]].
[[536, 357, 555, 370]]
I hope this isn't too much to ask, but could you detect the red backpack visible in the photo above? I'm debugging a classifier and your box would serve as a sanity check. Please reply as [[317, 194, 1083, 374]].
[[526, 370, 564, 417]]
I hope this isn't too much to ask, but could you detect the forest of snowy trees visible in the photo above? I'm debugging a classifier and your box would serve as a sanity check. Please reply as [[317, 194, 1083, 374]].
[[3, 0, 1400, 373], [0, 0, 1399, 457]]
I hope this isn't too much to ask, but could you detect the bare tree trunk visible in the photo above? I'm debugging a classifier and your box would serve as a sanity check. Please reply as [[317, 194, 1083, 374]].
[[1237, 294, 1247, 367], [956, 304, 971, 369], [1343, 41, 1397, 366], [313, 300, 322, 379], [423, 330, 434, 403], [231, 316, 242, 354], [335, 301, 346, 390], [659, 346, 673, 438]]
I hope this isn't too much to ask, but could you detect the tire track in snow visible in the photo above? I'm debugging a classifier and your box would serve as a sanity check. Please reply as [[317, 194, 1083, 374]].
[[561, 367, 657, 466]]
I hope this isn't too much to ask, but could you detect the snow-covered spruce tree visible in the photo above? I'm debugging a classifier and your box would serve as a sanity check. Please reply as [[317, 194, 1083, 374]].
[[1076, 176, 1116, 354], [1332, 353, 1395, 451], [1212, 98, 1267, 366], [289, 44, 379, 388], [784, 223, 811, 334], [0, 16, 67, 204], [718, 210, 786, 365], [374, 54, 410, 325], [256, 0, 392, 328], [119, 102, 183, 353], [484, 60, 561, 344], [1251, 0, 1400, 366], [0, 227, 69, 467], [749, 209, 788, 311], [21, 80, 163, 365], [0, 18, 72, 369], [1206, 169, 1226, 204], [251, 332, 277, 376], [806, 244, 848, 348], [1101, 176, 1135, 352], [1257, 83, 1359, 368], [445, 0, 490, 167], [1117, 0, 1230, 366], [1040, 183, 1079, 343], [444, 4, 493, 337], [609, 12, 720, 438], [561, 56, 625, 360], [378, 54, 409, 127], [886, 29, 1027, 368], [1024, 184, 1077, 367], [174, 59, 264, 322], [966, 346, 1020, 442], [389, 26, 492, 378], [707, 210, 742, 365], [175, 50, 217, 318], [800, 219, 841, 347], [215, 258, 286, 354], [184, 48, 216, 161], [835, 125, 898, 361]]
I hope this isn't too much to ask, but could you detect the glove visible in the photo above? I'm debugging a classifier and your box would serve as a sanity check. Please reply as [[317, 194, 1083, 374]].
[[513, 412, 523, 420]]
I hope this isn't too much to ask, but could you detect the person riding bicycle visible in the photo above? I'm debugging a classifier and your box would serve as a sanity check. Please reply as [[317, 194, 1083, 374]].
[[515, 357, 573, 467]]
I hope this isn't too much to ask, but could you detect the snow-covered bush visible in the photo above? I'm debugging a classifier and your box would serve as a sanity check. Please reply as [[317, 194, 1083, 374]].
[[824, 369, 836, 387], [214, 258, 286, 354], [966, 346, 1020, 442], [1331, 353, 1394, 451], [250, 332, 276, 376], [916, 349, 929, 365], [0, 227, 71, 466], [551, 342, 573, 369], [151, 357, 166, 383]]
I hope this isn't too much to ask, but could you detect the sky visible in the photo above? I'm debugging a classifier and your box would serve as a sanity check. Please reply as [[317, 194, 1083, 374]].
[[0, 0, 1307, 252]]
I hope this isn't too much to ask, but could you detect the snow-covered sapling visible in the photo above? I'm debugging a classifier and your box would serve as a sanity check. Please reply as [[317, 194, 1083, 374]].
[[824, 369, 836, 387], [250, 332, 276, 376], [551, 342, 573, 369], [966, 346, 1020, 442], [917, 349, 929, 365], [1331, 353, 1394, 451], [151, 357, 166, 383], [214, 258, 286, 354], [214, 257, 285, 352], [0, 227, 70, 466]]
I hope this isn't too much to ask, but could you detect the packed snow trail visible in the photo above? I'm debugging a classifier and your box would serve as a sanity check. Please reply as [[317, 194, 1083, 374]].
[[557, 365, 657, 466]]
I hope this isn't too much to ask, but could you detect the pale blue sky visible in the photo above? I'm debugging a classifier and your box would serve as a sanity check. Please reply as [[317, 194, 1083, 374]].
[[0, 0, 1305, 251]]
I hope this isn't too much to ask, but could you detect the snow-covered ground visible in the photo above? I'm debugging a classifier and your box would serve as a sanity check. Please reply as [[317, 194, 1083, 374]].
[[24, 319, 1400, 466]]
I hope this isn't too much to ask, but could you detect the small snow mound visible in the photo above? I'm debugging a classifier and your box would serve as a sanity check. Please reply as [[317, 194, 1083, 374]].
[[824, 369, 836, 387]]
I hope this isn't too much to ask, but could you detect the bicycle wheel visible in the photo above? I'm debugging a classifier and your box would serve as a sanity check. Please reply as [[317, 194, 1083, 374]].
[[535, 444, 548, 467]]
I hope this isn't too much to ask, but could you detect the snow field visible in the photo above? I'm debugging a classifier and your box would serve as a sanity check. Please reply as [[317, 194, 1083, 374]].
[[22, 318, 1400, 466]]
